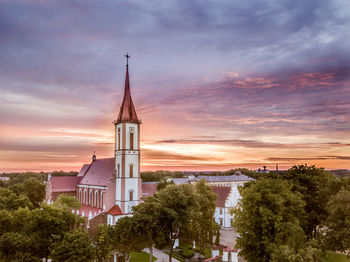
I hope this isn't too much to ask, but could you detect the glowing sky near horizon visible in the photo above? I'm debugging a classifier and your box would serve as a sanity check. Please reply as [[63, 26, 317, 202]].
[[0, 0, 350, 172]]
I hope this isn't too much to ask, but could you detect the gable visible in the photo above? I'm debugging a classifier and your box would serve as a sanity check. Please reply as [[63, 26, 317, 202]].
[[79, 158, 114, 187]]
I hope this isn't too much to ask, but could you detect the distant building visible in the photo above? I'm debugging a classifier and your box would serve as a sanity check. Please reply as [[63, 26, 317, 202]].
[[0, 176, 10, 181], [256, 166, 270, 173]]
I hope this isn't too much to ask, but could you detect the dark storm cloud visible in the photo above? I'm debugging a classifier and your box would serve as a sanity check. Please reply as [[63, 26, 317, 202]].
[[0, 0, 349, 88]]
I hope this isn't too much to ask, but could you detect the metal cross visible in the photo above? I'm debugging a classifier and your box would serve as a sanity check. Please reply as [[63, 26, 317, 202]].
[[125, 52, 130, 66]]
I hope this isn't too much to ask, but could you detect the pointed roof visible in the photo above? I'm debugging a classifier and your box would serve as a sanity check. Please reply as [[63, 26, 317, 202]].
[[116, 64, 139, 124], [107, 205, 123, 216]]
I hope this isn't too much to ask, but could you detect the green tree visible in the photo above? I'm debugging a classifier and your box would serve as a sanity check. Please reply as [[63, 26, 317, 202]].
[[282, 165, 339, 239], [320, 187, 350, 255], [133, 196, 165, 262], [156, 184, 199, 262], [0, 188, 33, 210], [50, 228, 95, 262], [28, 204, 85, 260], [194, 179, 217, 252], [233, 178, 307, 262], [156, 178, 175, 191], [110, 216, 141, 261], [54, 194, 82, 211], [23, 178, 46, 208], [94, 224, 113, 262], [0, 232, 40, 262]]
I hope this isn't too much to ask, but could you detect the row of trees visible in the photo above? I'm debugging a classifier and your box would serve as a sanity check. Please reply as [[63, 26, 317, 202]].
[[0, 174, 90, 261], [233, 165, 350, 262], [0, 173, 218, 262], [140, 168, 256, 182], [93, 180, 218, 262]]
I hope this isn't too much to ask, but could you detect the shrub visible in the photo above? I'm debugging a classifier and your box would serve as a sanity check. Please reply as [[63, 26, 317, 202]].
[[181, 248, 195, 258]]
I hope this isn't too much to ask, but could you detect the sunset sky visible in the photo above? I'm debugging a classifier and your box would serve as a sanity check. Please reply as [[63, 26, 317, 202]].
[[1, 0, 350, 172]]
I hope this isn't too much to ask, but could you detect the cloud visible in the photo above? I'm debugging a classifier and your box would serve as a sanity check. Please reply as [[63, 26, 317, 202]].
[[156, 139, 350, 149], [142, 148, 221, 162], [266, 156, 350, 162]]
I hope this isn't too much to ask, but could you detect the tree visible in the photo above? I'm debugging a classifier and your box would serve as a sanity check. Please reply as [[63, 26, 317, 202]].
[[194, 179, 217, 252], [233, 178, 308, 262], [50, 228, 95, 262], [157, 178, 175, 191], [0, 188, 33, 210], [94, 224, 113, 262], [282, 165, 340, 239], [28, 204, 85, 260], [23, 178, 46, 208], [133, 196, 165, 262], [320, 187, 350, 255], [54, 194, 82, 211], [156, 184, 199, 262], [110, 216, 142, 261], [214, 229, 220, 247], [0, 232, 40, 262]]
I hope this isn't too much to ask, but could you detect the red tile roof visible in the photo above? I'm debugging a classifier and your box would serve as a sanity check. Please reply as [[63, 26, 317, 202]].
[[51, 176, 80, 192], [116, 66, 139, 124], [211, 186, 231, 207], [142, 182, 158, 197], [77, 164, 90, 177], [107, 205, 123, 216], [79, 158, 114, 187]]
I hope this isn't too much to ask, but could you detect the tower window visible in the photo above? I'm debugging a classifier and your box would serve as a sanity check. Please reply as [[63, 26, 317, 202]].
[[129, 164, 133, 178], [117, 164, 120, 178], [129, 190, 134, 201], [130, 132, 134, 150], [118, 128, 121, 150]]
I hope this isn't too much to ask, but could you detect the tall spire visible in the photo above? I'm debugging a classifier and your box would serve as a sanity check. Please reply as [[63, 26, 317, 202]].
[[116, 53, 139, 124]]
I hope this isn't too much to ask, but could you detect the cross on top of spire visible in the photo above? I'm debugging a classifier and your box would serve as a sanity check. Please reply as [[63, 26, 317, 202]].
[[124, 52, 130, 67], [115, 53, 139, 124]]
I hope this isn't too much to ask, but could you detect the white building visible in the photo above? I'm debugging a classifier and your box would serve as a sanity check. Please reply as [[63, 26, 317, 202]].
[[211, 184, 241, 228]]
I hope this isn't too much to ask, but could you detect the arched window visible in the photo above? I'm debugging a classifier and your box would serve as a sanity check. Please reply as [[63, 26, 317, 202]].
[[95, 191, 98, 207], [118, 128, 121, 150], [117, 164, 120, 178], [129, 164, 133, 178], [79, 189, 82, 203], [89, 190, 92, 205], [130, 132, 134, 150], [84, 190, 87, 205], [129, 190, 134, 201], [100, 192, 104, 208]]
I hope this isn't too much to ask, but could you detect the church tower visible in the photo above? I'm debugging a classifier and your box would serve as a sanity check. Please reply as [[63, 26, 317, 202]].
[[114, 53, 142, 213]]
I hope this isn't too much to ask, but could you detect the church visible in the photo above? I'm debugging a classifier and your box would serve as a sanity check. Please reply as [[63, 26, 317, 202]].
[[46, 54, 142, 225], [45, 55, 252, 228]]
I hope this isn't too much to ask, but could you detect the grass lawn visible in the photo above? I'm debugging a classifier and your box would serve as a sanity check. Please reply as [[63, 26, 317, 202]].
[[130, 251, 156, 262]]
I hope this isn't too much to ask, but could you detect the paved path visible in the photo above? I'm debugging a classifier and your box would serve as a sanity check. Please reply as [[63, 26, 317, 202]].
[[143, 247, 180, 262]]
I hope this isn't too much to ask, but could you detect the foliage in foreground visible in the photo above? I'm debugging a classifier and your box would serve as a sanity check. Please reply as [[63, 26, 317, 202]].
[[233, 165, 349, 262]]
